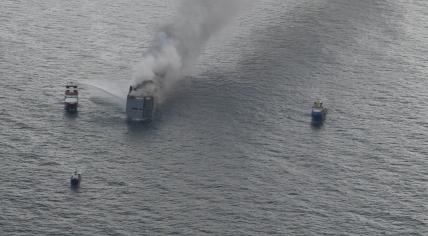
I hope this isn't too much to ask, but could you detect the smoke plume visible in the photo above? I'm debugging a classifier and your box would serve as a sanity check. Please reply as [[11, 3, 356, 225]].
[[131, 0, 247, 100]]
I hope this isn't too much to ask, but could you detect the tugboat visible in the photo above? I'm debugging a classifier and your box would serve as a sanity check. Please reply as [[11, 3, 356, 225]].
[[126, 80, 155, 122], [64, 82, 78, 112], [70, 170, 81, 187], [312, 99, 327, 121]]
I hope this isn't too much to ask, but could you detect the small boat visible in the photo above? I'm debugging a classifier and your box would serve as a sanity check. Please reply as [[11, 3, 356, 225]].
[[70, 170, 81, 187], [64, 82, 78, 112], [312, 100, 327, 121]]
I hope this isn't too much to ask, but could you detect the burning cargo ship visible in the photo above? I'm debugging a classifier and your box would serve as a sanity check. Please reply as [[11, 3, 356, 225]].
[[126, 80, 155, 121]]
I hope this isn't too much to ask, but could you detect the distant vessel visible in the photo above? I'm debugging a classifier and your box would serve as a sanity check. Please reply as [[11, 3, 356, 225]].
[[311, 100, 327, 121], [126, 80, 155, 121], [70, 170, 81, 187], [64, 82, 78, 112]]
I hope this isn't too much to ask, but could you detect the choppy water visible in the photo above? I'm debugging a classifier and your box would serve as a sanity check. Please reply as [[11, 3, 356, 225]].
[[1, 0, 427, 235]]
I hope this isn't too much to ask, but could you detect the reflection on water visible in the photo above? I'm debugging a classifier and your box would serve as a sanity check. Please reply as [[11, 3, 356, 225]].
[[64, 110, 79, 119], [311, 119, 324, 130], [126, 119, 157, 135]]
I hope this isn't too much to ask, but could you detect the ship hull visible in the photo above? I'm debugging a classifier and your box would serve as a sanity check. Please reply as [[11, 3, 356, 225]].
[[311, 108, 327, 121], [126, 95, 154, 122], [70, 176, 81, 187], [64, 103, 78, 112]]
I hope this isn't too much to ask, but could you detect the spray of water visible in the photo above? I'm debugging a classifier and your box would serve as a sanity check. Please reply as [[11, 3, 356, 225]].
[[131, 0, 248, 101]]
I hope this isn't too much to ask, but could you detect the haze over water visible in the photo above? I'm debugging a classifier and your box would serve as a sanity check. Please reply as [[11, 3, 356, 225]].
[[1, 0, 427, 235]]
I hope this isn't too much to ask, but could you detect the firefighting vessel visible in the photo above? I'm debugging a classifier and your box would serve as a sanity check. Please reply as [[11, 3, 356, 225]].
[[64, 82, 78, 112]]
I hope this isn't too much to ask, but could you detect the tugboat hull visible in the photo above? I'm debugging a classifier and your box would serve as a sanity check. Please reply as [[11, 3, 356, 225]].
[[64, 102, 78, 112], [311, 108, 327, 121], [70, 178, 79, 186], [70, 175, 81, 187]]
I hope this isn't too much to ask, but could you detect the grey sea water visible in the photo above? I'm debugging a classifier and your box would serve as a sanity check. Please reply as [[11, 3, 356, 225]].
[[1, 0, 427, 235]]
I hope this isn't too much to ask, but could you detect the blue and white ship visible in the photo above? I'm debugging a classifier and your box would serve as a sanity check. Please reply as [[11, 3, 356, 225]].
[[311, 100, 327, 121]]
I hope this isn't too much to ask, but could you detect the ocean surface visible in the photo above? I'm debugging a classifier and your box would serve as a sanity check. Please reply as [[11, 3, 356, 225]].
[[1, 0, 427, 235]]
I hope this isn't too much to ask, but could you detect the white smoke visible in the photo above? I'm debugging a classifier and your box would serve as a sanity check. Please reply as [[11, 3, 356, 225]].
[[131, 0, 248, 100]]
